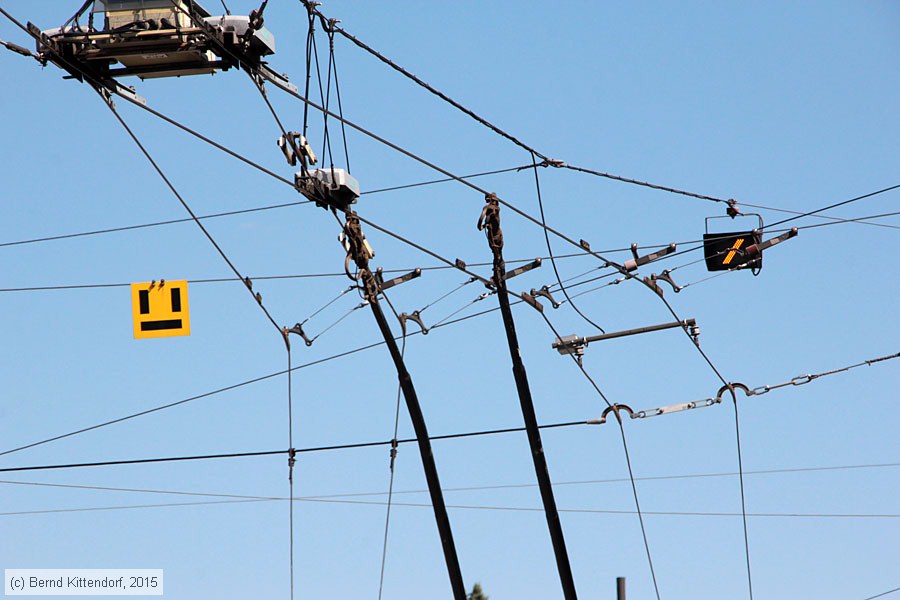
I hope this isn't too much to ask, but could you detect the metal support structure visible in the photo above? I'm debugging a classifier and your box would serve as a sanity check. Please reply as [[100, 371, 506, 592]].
[[477, 193, 578, 600], [342, 213, 466, 600], [553, 318, 698, 362], [617, 577, 626, 600]]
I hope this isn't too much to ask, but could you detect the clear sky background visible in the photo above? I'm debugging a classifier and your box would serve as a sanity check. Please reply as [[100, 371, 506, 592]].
[[1, 1, 898, 599]]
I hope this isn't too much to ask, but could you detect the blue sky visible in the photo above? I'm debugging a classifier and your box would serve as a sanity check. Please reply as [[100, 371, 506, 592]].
[[1, 1, 898, 599]]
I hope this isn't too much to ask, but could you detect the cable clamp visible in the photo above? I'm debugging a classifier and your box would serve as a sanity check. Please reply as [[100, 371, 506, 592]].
[[743, 227, 799, 259], [398, 310, 428, 336], [503, 258, 542, 280], [278, 131, 317, 168], [286, 322, 314, 347], [726, 199, 741, 218], [376, 267, 422, 292], [716, 382, 752, 402], [591, 403, 636, 425], [530, 285, 561, 309], [651, 269, 682, 294], [113, 85, 147, 107], [520, 291, 544, 313], [791, 374, 813, 386], [258, 64, 299, 94], [624, 243, 676, 272], [553, 335, 586, 365], [643, 275, 665, 298], [287, 447, 297, 481], [97, 86, 115, 109]]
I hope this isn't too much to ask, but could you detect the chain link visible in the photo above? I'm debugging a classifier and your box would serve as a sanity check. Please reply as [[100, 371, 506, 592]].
[[623, 351, 898, 423], [747, 351, 898, 397]]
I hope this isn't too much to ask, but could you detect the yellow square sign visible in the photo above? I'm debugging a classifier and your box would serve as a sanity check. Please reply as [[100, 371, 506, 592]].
[[131, 280, 191, 339]]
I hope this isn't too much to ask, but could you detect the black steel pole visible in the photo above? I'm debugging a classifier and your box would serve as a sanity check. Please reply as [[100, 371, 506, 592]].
[[617, 577, 626, 600], [360, 268, 467, 600], [479, 195, 578, 599]]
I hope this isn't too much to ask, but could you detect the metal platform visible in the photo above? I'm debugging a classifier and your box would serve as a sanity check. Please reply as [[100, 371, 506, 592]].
[[37, 0, 275, 80]]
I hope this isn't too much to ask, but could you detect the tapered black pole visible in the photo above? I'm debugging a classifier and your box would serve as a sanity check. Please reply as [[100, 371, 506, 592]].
[[478, 194, 578, 599], [344, 214, 466, 600]]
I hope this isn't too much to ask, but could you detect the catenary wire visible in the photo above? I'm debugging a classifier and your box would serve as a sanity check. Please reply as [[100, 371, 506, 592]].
[[861, 587, 900, 600], [531, 151, 608, 333], [0, 293, 528, 459], [0, 165, 542, 252], [10, 0, 867, 378], [763, 183, 900, 230], [565, 162, 900, 234], [1, 8, 880, 596], [6, 460, 897, 502], [0, 200, 311, 249], [534, 308, 662, 600], [101, 96, 283, 334], [0, 449, 288, 474], [3, 496, 899, 520]]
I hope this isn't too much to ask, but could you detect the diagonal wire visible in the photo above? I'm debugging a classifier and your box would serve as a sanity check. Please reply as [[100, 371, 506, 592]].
[[532, 151, 608, 333], [535, 309, 661, 600], [862, 587, 900, 600], [100, 95, 282, 334], [301, 286, 356, 325], [763, 183, 900, 230], [377, 291, 407, 599]]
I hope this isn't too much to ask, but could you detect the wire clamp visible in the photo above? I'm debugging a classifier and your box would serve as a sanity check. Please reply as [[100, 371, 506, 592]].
[[96, 86, 115, 109], [743, 227, 799, 260], [643, 275, 665, 298], [717, 382, 752, 402], [398, 310, 428, 336], [389, 438, 399, 468], [553, 335, 586, 365], [530, 285, 561, 309], [588, 403, 636, 425], [624, 243, 676, 272], [376, 267, 421, 292], [278, 131, 317, 168], [287, 447, 297, 482], [650, 270, 682, 294], [503, 258, 542, 281], [286, 322, 314, 347], [520, 291, 544, 313]]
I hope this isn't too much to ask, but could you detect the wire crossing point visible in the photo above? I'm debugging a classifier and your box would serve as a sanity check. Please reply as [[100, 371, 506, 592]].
[[131, 280, 190, 339]]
